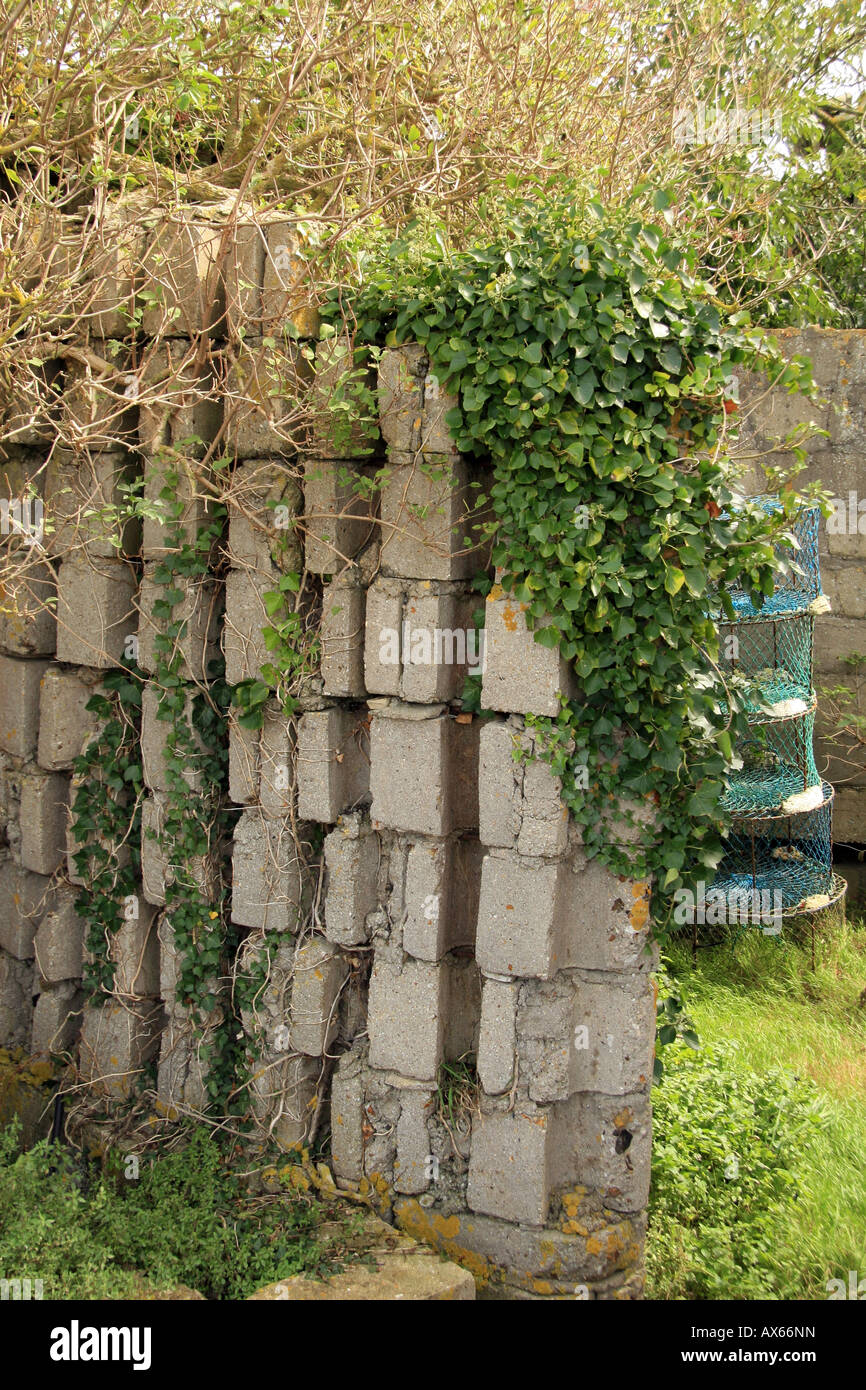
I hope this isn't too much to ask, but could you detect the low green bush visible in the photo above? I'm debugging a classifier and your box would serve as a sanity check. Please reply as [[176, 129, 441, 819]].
[[647, 1041, 827, 1299]]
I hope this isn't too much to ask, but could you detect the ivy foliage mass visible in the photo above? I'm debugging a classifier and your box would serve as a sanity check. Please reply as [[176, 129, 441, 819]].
[[338, 194, 827, 935]]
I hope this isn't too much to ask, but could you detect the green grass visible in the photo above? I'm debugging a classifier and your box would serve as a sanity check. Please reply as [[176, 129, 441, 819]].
[[647, 916, 866, 1299]]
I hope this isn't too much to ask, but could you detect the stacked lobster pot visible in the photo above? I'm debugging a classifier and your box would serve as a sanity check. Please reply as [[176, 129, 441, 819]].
[[709, 497, 846, 934]]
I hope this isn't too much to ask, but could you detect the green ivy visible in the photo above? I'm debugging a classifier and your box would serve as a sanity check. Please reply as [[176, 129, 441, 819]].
[[334, 193, 830, 939]]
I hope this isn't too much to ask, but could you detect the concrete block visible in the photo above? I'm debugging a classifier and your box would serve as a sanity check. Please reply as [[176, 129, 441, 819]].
[[479, 719, 568, 856], [303, 456, 377, 575], [228, 713, 258, 805], [418, 368, 460, 455], [226, 460, 302, 575], [835, 787, 866, 844], [0, 560, 56, 656], [0, 861, 52, 958], [364, 578, 479, 702], [310, 337, 379, 458], [260, 703, 295, 816], [60, 340, 137, 450], [141, 683, 206, 794], [142, 792, 218, 908], [814, 616, 866, 675], [0, 655, 50, 758], [248, 1050, 321, 1150], [141, 451, 216, 558], [821, 560, 866, 619], [476, 850, 652, 980], [55, 557, 137, 667], [0, 950, 34, 1047], [140, 211, 225, 338], [84, 895, 159, 997], [31, 981, 82, 1055], [518, 974, 654, 1103], [323, 813, 380, 945], [572, 1093, 652, 1214], [34, 884, 84, 983], [379, 454, 486, 580], [83, 208, 145, 339], [297, 707, 370, 823], [44, 449, 140, 559], [230, 808, 311, 933], [224, 337, 310, 458], [78, 999, 162, 1098], [290, 936, 349, 1056], [367, 951, 446, 1082], [378, 345, 427, 452], [394, 1089, 436, 1195], [137, 565, 221, 683], [19, 768, 69, 875], [466, 1105, 554, 1226], [320, 579, 366, 698], [369, 704, 479, 836], [397, 834, 482, 961], [260, 223, 317, 335], [481, 585, 576, 716], [157, 1008, 212, 1113], [137, 338, 223, 456], [330, 1046, 366, 1181], [66, 768, 131, 888], [38, 667, 103, 770], [224, 219, 266, 336], [223, 568, 272, 685], [476, 977, 519, 1095]]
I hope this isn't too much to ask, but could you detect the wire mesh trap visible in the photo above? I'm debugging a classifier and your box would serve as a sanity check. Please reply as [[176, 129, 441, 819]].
[[722, 705, 820, 815], [718, 610, 814, 721], [713, 783, 836, 912], [710, 496, 823, 619]]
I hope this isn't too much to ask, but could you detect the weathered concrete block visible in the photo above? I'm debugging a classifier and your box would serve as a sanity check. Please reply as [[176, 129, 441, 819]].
[[224, 338, 309, 458], [0, 950, 35, 1047], [0, 656, 50, 759], [378, 345, 427, 453], [137, 338, 223, 456], [320, 579, 366, 698], [466, 1105, 554, 1227], [0, 861, 52, 958], [141, 683, 205, 794], [418, 367, 460, 455], [476, 850, 652, 980], [364, 578, 479, 702], [310, 337, 379, 458], [395, 834, 482, 961], [573, 1092, 652, 1214], [834, 787, 866, 843], [157, 1008, 212, 1113], [297, 707, 370, 823], [290, 937, 349, 1056], [44, 449, 140, 559], [230, 808, 311, 933], [0, 560, 56, 656], [323, 813, 380, 946], [137, 565, 221, 683], [141, 793, 218, 908], [821, 559, 866, 620], [814, 616, 866, 675], [228, 712, 258, 805], [34, 885, 83, 983], [379, 454, 486, 580], [303, 456, 377, 575], [224, 219, 267, 336], [261, 223, 318, 336], [223, 568, 272, 686], [31, 981, 82, 1055], [518, 973, 655, 1103], [60, 340, 137, 450], [481, 586, 576, 717], [260, 704, 295, 816], [367, 951, 446, 1082], [369, 704, 478, 837], [141, 452, 216, 559], [84, 895, 159, 997], [78, 999, 162, 1098], [140, 211, 225, 338], [226, 460, 302, 575], [84, 207, 145, 339], [394, 1088, 436, 1196], [248, 1050, 321, 1150], [55, 557, 137, 667], [479, 719, 568, 856], [19, 768, 69, 875], [38, 667, 103, 770], [476, 977, 519, 1096], [330, 1046, 366, 1181]]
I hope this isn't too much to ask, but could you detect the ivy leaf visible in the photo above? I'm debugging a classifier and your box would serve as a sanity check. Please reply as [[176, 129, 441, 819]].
[[664, 567, 686, 595]]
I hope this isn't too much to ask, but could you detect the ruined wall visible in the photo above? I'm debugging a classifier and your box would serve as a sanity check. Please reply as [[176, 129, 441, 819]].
[[0, 206, 655, 1298], [740, 329, 866, 871]]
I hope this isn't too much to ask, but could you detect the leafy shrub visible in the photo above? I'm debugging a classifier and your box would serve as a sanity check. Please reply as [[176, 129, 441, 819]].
[[647, 1041, 827, 1299], [0, 1123, 326, 1300]]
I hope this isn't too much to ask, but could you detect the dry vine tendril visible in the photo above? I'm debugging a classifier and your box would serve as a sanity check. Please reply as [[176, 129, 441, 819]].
[[337, 192, 829, 940]]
